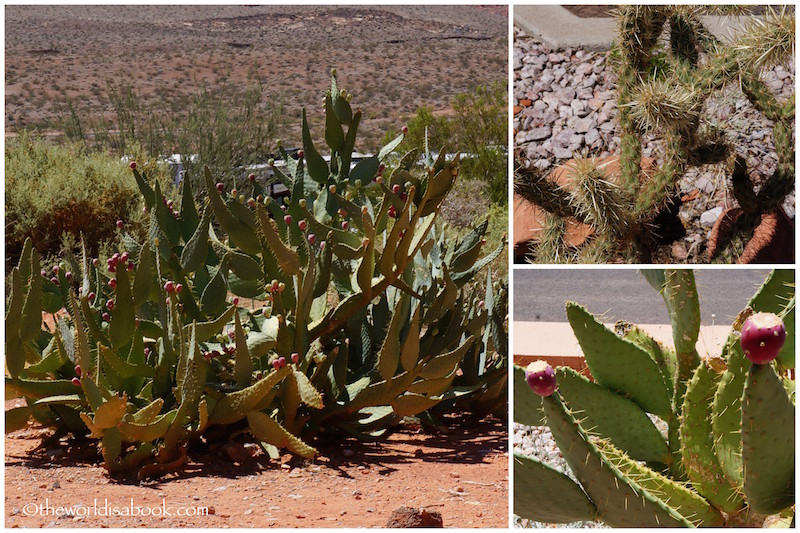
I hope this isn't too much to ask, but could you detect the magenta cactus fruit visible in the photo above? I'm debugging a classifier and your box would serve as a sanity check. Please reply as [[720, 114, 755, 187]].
[[291, 352, 300, 364], [108, 278, 117, 289], [740, 312, 786, 365], [277, 356, 287, 368], [248, 173, 256, 182], [392, 184, 401, 194], [272, 358, 281, 370], [298, 219, 307, 231], [74, 365, 82, 377], [525, 360, 557, 397], [216, 182, 224, 192], [308, 233, 316, 245], [116, 219, 124, 229], [284, 214, 293, 225], [164, 280, 175, 293], [87, 292, 96, 303], [72, 377, 82, 387], [297, 149, 304, 159], [129, 161, 137, 170], [341, 221, 349, 231], [106, 299, 115, 311], [102, 312, 111, 322], [175, 283, 183, 294]]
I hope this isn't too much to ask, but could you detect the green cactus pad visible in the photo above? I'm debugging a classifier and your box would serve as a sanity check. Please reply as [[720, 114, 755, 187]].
[[513, 452, 597, 523], [543, 394, 692, 527], [209, 366, 292, 425], [247, 410, 317, 459], [556, 367, 670, 464], [595, 439, 723, 526], [566, 302, 671, 418], [712, 336, 749, 486], [680, 361, 744, 513], [513, 364, 545, 427], [742, 363, 795, 514]]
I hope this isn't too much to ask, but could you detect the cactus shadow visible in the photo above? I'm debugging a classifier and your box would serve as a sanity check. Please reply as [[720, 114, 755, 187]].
[[311, 415, 507, 479]]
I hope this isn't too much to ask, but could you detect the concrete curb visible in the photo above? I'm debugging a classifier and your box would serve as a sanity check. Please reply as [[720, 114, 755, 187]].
[[514, 321, 732, 359], [513, 6, 764, 50]]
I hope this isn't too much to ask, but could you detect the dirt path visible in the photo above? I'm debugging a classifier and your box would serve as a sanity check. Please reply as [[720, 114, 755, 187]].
[[5, 414, 508, 528]]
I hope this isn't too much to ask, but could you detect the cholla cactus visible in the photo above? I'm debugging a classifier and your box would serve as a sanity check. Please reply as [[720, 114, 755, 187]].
[[4, 72, 507, 477], [514, 269, 795, 527], [516, 6, 795, 263]]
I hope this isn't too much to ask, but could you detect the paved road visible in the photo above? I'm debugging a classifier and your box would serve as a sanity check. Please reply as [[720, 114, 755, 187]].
[[513, 269, 785, 325]]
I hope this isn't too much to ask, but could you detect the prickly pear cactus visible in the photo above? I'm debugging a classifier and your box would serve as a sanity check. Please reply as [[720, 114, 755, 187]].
[[5, 71, 507, 478], [514, 269, 794, 527]]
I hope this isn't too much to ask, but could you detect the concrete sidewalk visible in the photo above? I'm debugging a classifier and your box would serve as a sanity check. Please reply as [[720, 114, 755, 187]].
[[514, 5, 764, 50], [514, 321, 732, 359]]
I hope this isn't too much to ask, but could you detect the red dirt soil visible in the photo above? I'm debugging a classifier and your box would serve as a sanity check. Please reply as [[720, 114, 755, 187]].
[[5, 406, 508, 528]]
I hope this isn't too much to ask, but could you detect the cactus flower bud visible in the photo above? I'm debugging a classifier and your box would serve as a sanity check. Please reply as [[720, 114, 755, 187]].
[[231, 188, 238, 197], [299, 198, 307, 208], [741, 312, 786, 365], [375, 176, 383, 184], [329, 184, 337, 194], [525, 361, 557, 397], [361, 205, 369, 215], [40, 269, 48, 278], [319, 240, 326, 250], [72, 377, 82, 387]]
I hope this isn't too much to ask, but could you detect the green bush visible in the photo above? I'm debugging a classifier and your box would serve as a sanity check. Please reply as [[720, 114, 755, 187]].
[[5, 135, 161, 269]]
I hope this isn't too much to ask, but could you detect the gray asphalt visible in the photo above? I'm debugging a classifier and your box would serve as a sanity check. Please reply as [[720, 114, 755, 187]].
[[513, 269, 785, 325]]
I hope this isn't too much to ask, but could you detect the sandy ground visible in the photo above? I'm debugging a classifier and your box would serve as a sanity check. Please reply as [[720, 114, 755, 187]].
[[5, 410, 508, 528]]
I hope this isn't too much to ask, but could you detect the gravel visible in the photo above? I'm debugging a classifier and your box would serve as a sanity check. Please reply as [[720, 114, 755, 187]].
[[514, 26, 795, 263]]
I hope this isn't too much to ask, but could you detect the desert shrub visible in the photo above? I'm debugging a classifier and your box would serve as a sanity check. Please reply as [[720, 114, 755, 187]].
[[58, 77, 285, 184], [4, 135, 164, 270], [386, 80, 508, 205]]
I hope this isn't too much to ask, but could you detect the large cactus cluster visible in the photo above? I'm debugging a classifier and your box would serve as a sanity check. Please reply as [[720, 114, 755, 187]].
[[516, 6, 795, 263], [514, 269, 794, 527], [5, 73, 508, 478]]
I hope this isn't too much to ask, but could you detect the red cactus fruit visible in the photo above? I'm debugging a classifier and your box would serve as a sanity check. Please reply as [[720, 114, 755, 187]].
[[108, 279, 117, 290], [741, 312, 786, 365], [291, 352, 300, 364], [216, 182, 224, 192], [87, 292, 96, 303], [50, 277, 59, 285], [401, 126, 409, 135], [277, 356, 287, 368], [392, 184, 401, 194], [40, 269, 48, 278], [175, 283, 183, 294], [525, 360, 557, 397], [164, 281, 175, 293], [298, 219, 307, 231], [116, 219, 124, 229], [106, 299, 115, 311], [272, 359, 281, 370], [93, 258, 100, 267], [297, 149, 304, 159], [341, 221, 349, 231], [102, 312, 111, 322], [249, 173, 256, 182], [233, 297, 240, 306], [308, 234, 316, 245], [129, 161, 137, 170], [72, 377, 82, 387], [120, 252, 129, 263], [74, 365, 82, 377], [284, 214, 293, 225]]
